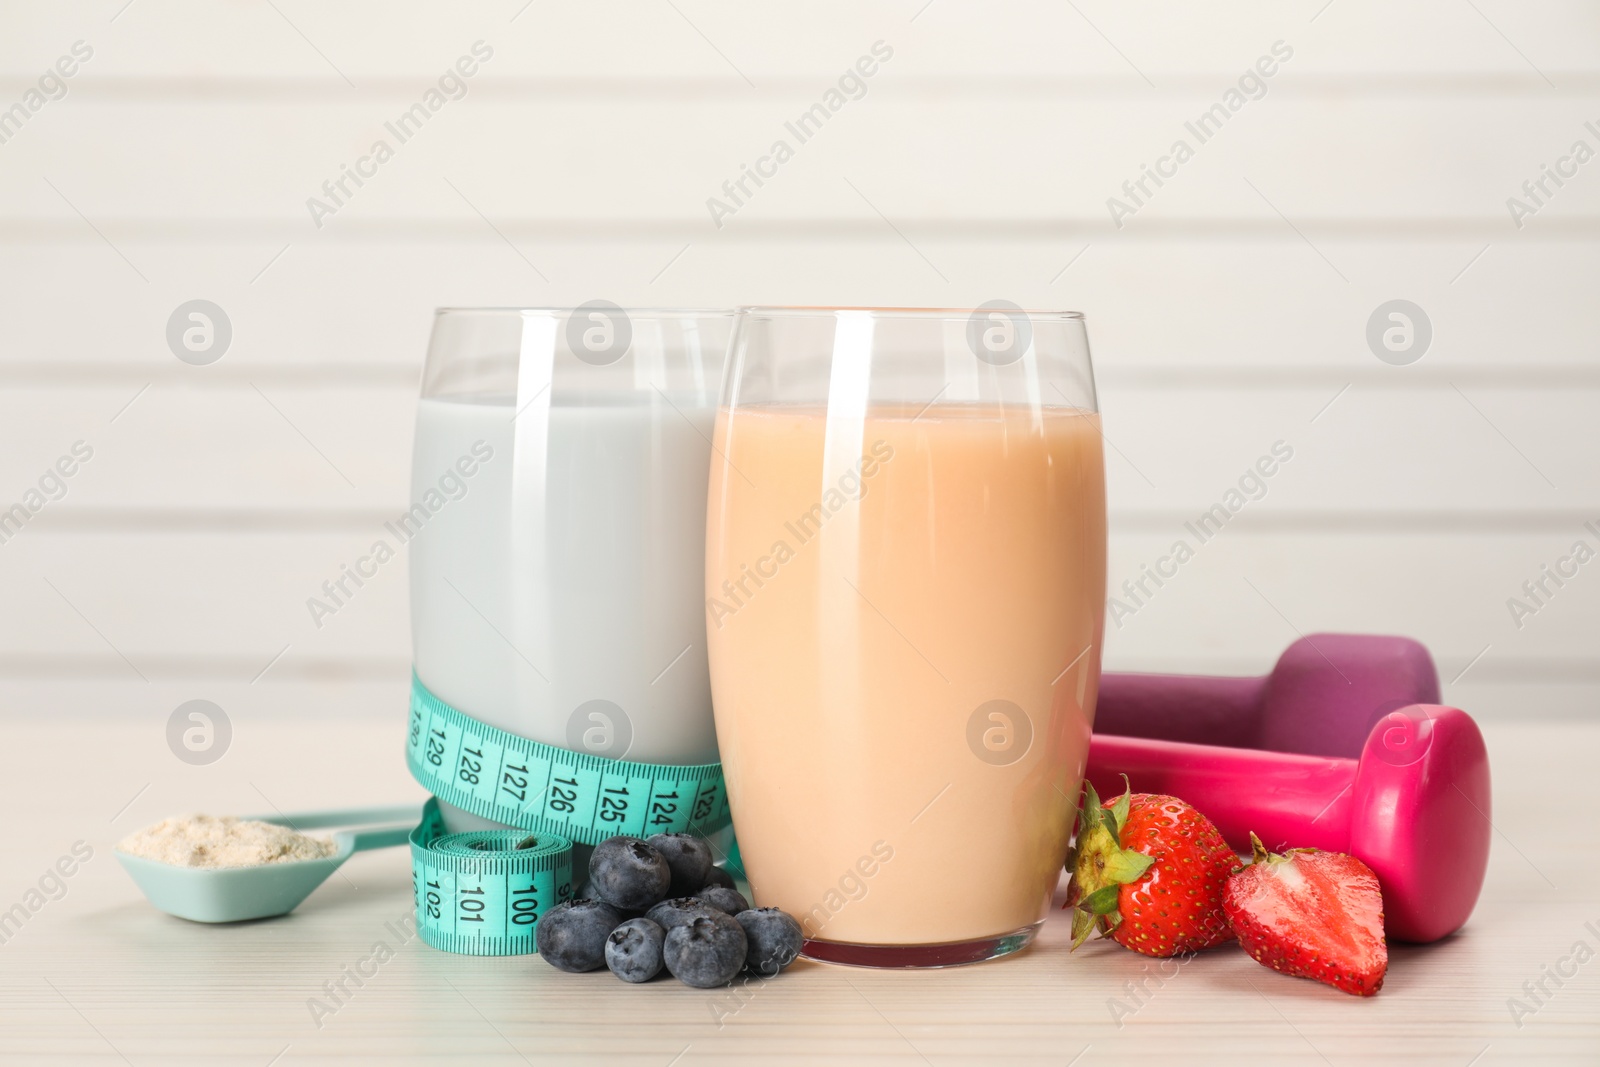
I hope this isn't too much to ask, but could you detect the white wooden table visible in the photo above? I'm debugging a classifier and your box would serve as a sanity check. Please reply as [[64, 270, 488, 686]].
[[3, 710, 1597, 1065]]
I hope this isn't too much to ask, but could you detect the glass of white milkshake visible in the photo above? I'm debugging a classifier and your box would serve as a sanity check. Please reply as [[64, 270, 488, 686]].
[[410, 308, 733, 842]]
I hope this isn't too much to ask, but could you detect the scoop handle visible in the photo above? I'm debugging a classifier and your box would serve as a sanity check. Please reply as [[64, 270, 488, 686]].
[[242, 804, 422, 831], [340, 823, 418, 854]]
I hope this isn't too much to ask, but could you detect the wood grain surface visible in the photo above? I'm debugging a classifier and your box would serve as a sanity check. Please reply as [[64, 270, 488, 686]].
[[1, 712, 1596, 1065]]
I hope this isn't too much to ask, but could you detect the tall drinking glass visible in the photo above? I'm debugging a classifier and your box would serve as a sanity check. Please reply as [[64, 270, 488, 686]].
[[411, 307, 732, 844], [706, 307, 1106, 966]]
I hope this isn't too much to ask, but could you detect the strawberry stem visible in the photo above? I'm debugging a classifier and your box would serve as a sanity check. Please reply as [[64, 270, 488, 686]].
[[1065, 777, 1153, 952]]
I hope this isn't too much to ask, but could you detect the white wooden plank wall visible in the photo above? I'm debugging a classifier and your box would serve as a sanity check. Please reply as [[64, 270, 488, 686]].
[[1, 1, 1597, 723]]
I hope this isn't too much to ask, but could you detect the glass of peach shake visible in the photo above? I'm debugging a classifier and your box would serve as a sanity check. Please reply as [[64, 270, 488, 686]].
[[706, 307, 1106, 967]]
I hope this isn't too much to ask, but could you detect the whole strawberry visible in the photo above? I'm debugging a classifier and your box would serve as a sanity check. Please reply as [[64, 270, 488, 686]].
[[1223, 833, 1387, 996], [1066, 779, 1236, 957]]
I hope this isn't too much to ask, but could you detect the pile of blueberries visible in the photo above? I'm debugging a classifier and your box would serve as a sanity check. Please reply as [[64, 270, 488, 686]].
[[536, 833, 804, 988]]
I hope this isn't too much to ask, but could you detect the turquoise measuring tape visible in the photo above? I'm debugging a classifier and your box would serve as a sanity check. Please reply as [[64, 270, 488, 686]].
[[409, 798, 573, 955], [406, 674, 732, 955]]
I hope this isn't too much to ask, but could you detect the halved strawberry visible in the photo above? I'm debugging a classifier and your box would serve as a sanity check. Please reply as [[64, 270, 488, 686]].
[[1066, 779, 1236, 958], [1223, 833, 1387, 997]]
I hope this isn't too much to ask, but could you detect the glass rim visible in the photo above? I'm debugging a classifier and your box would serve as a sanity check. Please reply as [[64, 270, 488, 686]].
[[433, 306, 736, 317], [736, 306, 1085, 320]]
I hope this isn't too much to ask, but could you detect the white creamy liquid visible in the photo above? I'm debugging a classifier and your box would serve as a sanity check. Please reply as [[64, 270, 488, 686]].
[[409, 394, 719, 830]]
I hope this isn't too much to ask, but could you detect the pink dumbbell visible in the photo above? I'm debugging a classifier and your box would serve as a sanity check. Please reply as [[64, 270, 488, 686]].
[[1088, 636, 1491, 943]]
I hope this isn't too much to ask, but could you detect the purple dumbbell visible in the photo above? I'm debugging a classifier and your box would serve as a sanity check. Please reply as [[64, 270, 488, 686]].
[[1097, 633, 1441, 759]]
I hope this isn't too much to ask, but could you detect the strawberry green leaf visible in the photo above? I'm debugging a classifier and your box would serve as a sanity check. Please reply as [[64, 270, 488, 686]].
[[1081, 780, 1102, 823], [1070, 905, 1098, 949], [1077, 883, 1122, 916], [1109, 774, 1132, 833], [1099, 806, 1120, 840], [1102, 848, 1155, 885]]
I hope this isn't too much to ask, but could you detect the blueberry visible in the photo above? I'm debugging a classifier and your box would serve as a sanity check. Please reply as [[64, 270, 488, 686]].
[[736, 908, 804, 976], [663, 912, 748, 988], [536, 899, 624, 973], [647, 833, 714, 896], [575, 879, 638, 914], [695, 885, 750, 916], [588, 836, 672, 911], [645, 896, 721, 932], [605, 918, 665, 983], [577, 879, 644, 919], [702, 865, 738, 892]]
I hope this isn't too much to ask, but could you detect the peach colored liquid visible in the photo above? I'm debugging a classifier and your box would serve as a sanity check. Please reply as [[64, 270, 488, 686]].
[[706, 403, 1106, 945]]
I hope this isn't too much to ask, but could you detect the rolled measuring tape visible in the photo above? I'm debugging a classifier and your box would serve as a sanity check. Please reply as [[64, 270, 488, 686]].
[[406, 673, 732, 955], [409, 798, 573, 955]]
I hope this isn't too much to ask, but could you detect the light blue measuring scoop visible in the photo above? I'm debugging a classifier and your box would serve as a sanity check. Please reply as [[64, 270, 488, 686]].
[[116, 804, 419, 924]]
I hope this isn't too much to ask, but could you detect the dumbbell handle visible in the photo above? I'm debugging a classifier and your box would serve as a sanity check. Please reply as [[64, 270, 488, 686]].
[[1097, 672, 1268, 749], [1085, 734, 1354, 854]]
